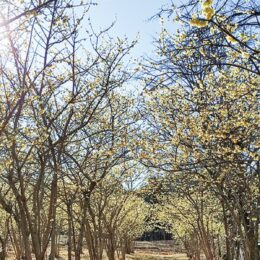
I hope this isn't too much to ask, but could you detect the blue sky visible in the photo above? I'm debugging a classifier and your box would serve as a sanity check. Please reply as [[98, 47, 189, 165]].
[[89, 0, 173, 58]]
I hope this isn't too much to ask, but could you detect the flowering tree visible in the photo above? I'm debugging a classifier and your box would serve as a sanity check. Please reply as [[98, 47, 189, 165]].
[[141, 0, 259, 259], [0, 0, 140, 259]]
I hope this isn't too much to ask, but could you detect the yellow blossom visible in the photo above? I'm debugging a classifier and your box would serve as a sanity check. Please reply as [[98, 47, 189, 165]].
[[202, 6, 215, 20], [226, 35, 237, 44], [199, 47, 206, 56], [202, 0, 213, 8], [241, 51, 250, 59], [190, 18, 208, 27]]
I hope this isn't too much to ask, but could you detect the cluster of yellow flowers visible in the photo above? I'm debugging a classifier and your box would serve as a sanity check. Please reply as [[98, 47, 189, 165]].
[[241, 51, 250, 59], [202, 0, 215, 20], [190, 1, 215, 27], [190, 18, 208, 27], [226, 35, 238, 44]]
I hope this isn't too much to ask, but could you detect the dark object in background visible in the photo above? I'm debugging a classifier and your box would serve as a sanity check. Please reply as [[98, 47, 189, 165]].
[[138, 228, 172, 241]]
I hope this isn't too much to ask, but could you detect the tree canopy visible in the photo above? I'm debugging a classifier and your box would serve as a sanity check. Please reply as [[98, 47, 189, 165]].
[[0, 0, 259, 259]]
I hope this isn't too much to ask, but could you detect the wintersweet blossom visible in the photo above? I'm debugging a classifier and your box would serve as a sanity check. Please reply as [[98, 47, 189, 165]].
[[190, 18, 208, 27]]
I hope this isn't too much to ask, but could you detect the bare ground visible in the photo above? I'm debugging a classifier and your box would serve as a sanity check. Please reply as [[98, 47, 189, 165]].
[[6, 240, 188, 259], [126, 252, 188, 260]]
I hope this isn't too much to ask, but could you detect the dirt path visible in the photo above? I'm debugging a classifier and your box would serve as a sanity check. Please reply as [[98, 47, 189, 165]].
[[127, 252, 188, 260]]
